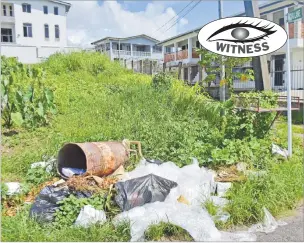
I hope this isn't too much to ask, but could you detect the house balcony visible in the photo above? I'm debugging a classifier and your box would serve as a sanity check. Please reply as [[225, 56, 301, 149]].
[[164, 48, 200, 63], [0, 15, 15, 23], [108, 49, 162, 59]]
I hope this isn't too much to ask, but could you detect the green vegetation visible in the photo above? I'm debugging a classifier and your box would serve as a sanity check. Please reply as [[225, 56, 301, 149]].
[[2, 205, 130, 242], [1, 52, 303, 241], [203, 199, 218, 216], [145, 222, 193, 241], [1, 56, 56, 128]]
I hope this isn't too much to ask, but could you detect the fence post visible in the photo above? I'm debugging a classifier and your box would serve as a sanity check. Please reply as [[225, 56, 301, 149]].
[[163, 62, 166, 72], [178, 62, 182, 79], [150, 60, 153, 75], [131, 60, 134, 70]]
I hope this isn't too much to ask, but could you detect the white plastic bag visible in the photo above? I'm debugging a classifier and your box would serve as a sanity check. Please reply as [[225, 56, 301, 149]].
[[114, 159, 255, 241], [4, 182, 21, 196], [272, 144, 288, 159], [249, 207, 287, 233], [74, 205, 106, 228], [216, 182, 232, 197]]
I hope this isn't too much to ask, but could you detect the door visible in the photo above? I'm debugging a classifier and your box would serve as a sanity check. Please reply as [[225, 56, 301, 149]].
[[273, 54, 285, 89]]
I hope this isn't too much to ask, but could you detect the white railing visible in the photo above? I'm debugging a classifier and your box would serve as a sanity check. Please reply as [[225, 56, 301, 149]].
[[132, 51, 151, 57], [113, 50, 131, 56]]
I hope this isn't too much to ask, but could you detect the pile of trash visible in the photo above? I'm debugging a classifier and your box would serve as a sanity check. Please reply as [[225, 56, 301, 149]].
[[3, 140, 289, 241]]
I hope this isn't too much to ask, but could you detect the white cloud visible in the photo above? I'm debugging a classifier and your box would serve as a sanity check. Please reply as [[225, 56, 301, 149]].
[[66, 1, 189, 47]]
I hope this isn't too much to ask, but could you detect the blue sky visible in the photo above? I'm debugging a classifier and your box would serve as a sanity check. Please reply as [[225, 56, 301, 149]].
[[67, 0, 270, 46]]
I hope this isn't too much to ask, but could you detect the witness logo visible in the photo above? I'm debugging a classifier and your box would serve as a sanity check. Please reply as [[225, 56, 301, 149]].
[[198, 17, 287, 57]]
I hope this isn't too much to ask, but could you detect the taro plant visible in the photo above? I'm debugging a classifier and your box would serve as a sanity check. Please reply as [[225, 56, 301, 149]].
[[1, 57, 56, 129]]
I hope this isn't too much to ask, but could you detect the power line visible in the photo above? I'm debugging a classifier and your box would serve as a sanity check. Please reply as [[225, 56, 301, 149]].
[[154, 1, 195, 34], [161, 0, 202, 35]]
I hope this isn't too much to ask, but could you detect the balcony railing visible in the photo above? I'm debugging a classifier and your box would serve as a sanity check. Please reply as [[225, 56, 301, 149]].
[[164, 48, 200, 62], [164, 52, 175, 62], [177, 50, 188, 60], [280, 20, 304, 39], [113, 50, 131, 56], [111, 50, 152, 57], [132, 51, 151, 57]]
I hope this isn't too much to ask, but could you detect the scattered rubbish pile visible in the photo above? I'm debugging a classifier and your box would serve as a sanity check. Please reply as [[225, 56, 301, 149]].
[[113, 159, 256, 241], [3, 140, 289, 241]]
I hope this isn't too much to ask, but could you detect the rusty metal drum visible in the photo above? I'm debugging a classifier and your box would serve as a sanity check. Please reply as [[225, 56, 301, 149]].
[[57, 141, 129, 179]]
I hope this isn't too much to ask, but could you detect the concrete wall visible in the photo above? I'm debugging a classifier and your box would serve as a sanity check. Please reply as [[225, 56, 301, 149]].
[[8, 0, 68, 47], [1, 44, 82, 63]]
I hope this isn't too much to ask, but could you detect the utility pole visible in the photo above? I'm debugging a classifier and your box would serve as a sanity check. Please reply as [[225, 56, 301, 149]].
[[284, 7, 292, 157], [243, 0, 271, 91], [219, 0, 226, 101]]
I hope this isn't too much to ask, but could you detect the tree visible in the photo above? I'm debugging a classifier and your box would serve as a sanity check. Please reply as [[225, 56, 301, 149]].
[[195, 48, 254, 93]]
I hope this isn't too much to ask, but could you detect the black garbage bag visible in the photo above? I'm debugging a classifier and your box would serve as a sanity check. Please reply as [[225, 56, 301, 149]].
[[146, 159, 163, 165], [115, 174, 178, 211], [29, 186, 92, 224]]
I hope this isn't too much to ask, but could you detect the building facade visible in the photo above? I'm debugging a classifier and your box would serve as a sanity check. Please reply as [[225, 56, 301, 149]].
[[91, 34, 163, 61], [159, 0, 304, 96], [1, 0, 79, 63]]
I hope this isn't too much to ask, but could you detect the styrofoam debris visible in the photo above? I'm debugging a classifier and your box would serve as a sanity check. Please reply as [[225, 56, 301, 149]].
[[115, 159, 255, 241], [272, 144, 288, 159], [249, 207, 287, 234], [5, 182, 21, 195], [216, 182, 232, 197], [74, 205, 106, 228], [53, 179, 65, 187]]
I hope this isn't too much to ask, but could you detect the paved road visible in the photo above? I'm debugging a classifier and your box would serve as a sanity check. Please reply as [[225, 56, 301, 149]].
[[256, 206, 304, 242]]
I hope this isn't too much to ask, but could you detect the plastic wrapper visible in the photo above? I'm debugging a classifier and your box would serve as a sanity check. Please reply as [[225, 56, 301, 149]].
[[114, 159, 255, 241], [272, 143, 288, 159], [216, 182, 232, 197], [249, 207, 287, 234], [4, 182, 21, 196], [74, 205, 107, 228], [115, 174, 177, 211], [29, 186, 92, 223]]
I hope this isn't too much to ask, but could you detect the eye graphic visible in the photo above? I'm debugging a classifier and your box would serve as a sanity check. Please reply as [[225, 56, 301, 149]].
[[207, 21, 277, 43]]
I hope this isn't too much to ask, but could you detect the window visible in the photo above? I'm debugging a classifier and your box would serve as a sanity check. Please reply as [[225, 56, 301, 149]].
[[9, 5, 13, 16], [55, 25, 60, 39], [273, 10, 284, 25], [260, 15, 267, 20], [196, 40, 200, 48], [43, 6, 48, 14], [54, 6, 58, 15], [23, 23, 32, 37], [1, 28, 13, 42], [3, 5, 6, 16], [22, 3, 31, 13], [44, 24, 49, 38]]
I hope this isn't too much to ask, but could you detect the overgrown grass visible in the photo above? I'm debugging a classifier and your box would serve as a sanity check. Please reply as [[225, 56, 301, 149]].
[[226, 122, 304, 226], [144, 222, 193, 241], [1, 52, 223, 181]]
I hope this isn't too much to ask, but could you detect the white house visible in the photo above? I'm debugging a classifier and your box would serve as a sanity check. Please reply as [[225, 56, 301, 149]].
[[1, 0, 80, 63], [158, 0, 304, 95], [91, 34, 163, 61]]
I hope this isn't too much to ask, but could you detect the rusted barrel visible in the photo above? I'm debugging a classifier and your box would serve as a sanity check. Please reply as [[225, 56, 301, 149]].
[[57, 141, 129, 179]]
